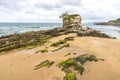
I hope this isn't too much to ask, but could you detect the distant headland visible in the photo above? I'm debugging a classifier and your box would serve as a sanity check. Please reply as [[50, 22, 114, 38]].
[[94, 18, 120, 26]]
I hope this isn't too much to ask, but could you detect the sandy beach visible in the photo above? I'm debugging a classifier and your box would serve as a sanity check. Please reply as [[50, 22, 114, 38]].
[[0, 33, 120, 80]]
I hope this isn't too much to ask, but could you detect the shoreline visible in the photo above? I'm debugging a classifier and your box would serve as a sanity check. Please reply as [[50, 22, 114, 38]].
[[0, 26, 115, 53]]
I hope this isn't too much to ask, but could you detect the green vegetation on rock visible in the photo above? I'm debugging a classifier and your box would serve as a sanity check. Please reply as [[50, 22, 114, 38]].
[[64, 36, 74, 41], [59, 12, 80, 22], [57, 54, 103, 78], [109, 18, 120, 24], [51, 40, 67, 47], [51, 36, 74, 47], [64, 73, 77, 80], [57, 58, 75, 69], [57, 58, 84, 75], [34, 60, 54, 70], [52, 43, 70, 52], [40, 48, 48, 53]]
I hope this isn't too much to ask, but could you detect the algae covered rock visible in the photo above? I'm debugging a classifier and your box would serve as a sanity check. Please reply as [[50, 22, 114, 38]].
[[64, 36, 74, 41], [77, 27, 115, 38], [57, 58, 84, 75], [63, 73, 77, 80], [74, 54, 98, 65], [57, 54, 102, 77], [52, 43, 70, 52], [51, 40, 67, 47], [34, 60, 54, 70]]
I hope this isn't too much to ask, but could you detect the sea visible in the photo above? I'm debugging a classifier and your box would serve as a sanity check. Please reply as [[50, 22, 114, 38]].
[[0, 23, 120, 39]]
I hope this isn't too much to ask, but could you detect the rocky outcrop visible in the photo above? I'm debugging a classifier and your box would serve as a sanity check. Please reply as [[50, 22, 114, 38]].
[[0, 26, 114, 53], [0, 28, 70, 53], [77, 27, 115, 38], [63, 14, 82, 28]]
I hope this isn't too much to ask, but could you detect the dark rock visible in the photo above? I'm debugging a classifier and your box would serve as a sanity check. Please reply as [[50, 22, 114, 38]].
[[77, 27, 115, 38]]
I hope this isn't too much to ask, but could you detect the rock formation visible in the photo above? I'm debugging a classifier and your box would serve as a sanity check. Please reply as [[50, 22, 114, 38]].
[[61, 14, 115, 39], [63, 14, 82, 28]]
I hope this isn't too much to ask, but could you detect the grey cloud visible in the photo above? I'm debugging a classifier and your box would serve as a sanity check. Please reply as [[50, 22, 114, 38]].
[[25, 10, 36, 14], [61, 0, 81, 6], [0, 0, 25, 13], [0, 0, 81, 14], [35, 0, 81, 10], [35, 3, 62, 10]]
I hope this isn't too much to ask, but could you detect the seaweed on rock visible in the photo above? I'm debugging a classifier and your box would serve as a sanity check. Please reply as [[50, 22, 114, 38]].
[[63, 72, 77, 80], [57, 58, 84, 75], [51, 40, 67, 47], [74, 54, 98, 65], [52, 43, 70, 52], [34, 60, 54, 70], [64, 36, 74, 41], [40, 48, 48, 53], [57, 54, 103, 80]]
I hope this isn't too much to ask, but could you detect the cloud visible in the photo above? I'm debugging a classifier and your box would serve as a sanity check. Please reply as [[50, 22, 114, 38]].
[[0, 0, 120, 22], [0, 0, 22, 11], [35, 1, 62, 10], [61, 0, 81, 6], [35, 0, 81, 10]]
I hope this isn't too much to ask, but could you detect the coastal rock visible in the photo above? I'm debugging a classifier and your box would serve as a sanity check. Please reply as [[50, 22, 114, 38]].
[[63, 14, 82, 29], [77, 27, 115, 38]]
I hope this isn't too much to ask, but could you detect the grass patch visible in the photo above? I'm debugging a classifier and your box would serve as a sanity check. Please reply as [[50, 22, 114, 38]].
[[34, 60, 54, 70]]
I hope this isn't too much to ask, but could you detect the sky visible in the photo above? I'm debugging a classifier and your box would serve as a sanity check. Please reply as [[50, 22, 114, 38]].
[[0, 0, 120, 23]]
